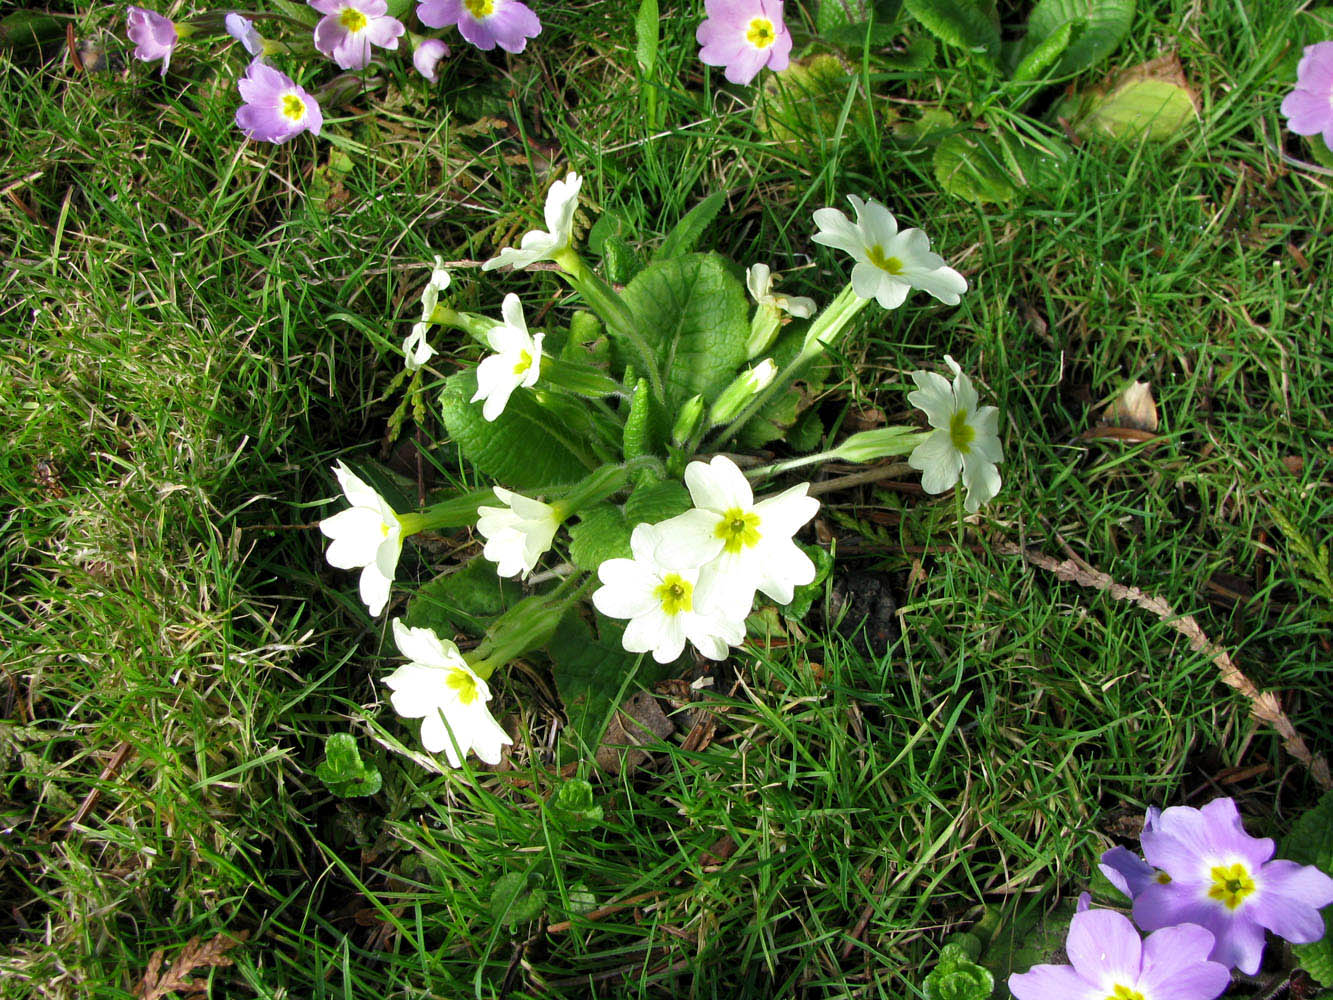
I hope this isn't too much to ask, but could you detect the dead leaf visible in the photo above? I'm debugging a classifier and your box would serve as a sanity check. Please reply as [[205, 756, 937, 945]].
[[1100, 381, 1159, 432], [595, 691, 674, 776], [135, 932, 248, 1000]]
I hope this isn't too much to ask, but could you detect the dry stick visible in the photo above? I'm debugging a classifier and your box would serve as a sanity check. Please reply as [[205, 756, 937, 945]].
[[997, 542, 1332, 791]]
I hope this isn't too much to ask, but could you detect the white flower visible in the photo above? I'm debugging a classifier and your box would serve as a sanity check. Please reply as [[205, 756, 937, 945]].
[[471, 294, 545, 421], [907, 355, 1002, 513], [746, 263, 816, 318], [319, 461, 405, 617], [481, 171, 583, 271], [593, 522, 746, 664], [386, 619, 512, 767], [402, 256, 449, 372], [811, 196, 968, 309], [475, 487, 561, 579], [655, 455, 819, 619]]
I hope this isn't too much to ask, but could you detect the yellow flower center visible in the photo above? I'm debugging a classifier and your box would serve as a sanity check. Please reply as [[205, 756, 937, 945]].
[[513, 349, 533, 376], [280, 93, 307, 122], [714, 507, 762, 555], [464, 0, 494, 18], [867, 244, 904, 274], [654, 573, 694, 616], [446, 667, 480, 705], [1207, 862, 1256, 910], [339, 6, 368, 31], [1155, 870, 1171, 884], [1104, 986, 1145, 1000], [948, 409, 975, 453], [746, 17, 776, 49]]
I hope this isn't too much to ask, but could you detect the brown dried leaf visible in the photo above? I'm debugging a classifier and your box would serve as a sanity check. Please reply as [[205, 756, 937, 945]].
[[1100, 381, 1159, 432], [595, 690, 675, 776], [135, 931, 249, 1000]]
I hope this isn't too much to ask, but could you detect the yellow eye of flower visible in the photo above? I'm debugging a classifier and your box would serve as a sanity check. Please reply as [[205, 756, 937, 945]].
[[654, 573, 694, 616], [949, 409, 975, 453], [745, 17, 775, 48], [280, 94, 307, 122], [867, 244, 904, 274], [339, 6, 368, 31], [1207, 862, 1256, 910], [464, 0, 495, 18], [713, 507, 762, 554], [513, 349, 533, 376], [1104, 986, 1145, 1000], [447, 668, 479, 705]]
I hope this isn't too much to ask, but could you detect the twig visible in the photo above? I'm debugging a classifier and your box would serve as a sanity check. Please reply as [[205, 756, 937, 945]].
[[545, 890, 664, 933], [997, 540, 1332, 790], [61, 740, 133, 836]]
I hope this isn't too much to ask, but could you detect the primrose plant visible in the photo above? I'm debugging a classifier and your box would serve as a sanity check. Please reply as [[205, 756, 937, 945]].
[[321, 173, 1002, 768]]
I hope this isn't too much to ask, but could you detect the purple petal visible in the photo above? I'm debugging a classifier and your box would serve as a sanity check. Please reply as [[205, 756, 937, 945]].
[[1008, 965, 1102, 1000], [1064, 909, 1142, 986], [363, 15, 404, 48], [413, 38, 450, 80], [416, 0, 463, 29], [1297, 41, 1333, 94], [1100, 846, 1158, 899], [1143, 798, 1272, 881], [1281, 88, 1333, 136], [482, 0, 541, 53], [1139, 924, 1228, 999], [1249, 860, 1333, 942], [126, 6, 178, 74]]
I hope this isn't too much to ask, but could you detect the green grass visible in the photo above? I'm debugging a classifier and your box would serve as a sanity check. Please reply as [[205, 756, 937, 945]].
[[2, 0, 1332, 996]]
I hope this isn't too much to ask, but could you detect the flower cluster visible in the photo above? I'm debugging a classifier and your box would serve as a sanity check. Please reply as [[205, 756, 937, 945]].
[[1011, 796, 1333, 999], [592, 456, 820, 663]]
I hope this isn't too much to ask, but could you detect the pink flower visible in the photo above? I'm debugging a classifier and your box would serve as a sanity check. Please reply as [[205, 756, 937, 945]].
[[416, 0, 541, 54], [413, 38, 451, 80], [1281, 41, 1333, 151], [225, 13, 266, 59], [235, 62, 323, 144], [310, 0, 405, 70], [696, 0, 791, 86], [126, 6, 179, 76]]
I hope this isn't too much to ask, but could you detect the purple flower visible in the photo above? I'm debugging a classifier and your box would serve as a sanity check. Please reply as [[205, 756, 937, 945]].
[[1009, 908, 1230, 1000], [416, 0, 541, 54], [1281, 41, 1333, 151], [696, 0, 792, 86], [126, 6, 179, 76], [1101, 807, 1167, 899], [1135, 797, 1333, 974], [413, 38, 451, 80], [310, 0, 405, 70], [235, 63, 323, 144], [225, 13, 265, 59]]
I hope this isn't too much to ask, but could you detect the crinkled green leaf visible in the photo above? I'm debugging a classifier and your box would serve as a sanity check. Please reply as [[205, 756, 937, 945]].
[[405, 558, 523, 637], [1011, 20, 1072, 81], [547, 778, 605, 831], [490, 872, 546, 927], [923, 938, 994, 1000], [314, 734, 382, 798], [568, 504, 632, 572], [902, 0, 999, 63], [622, 377, 665, 460], [549, 616, 640, 748], [1282, 790, 1333, 985], [624, 481, 691, 527], [620, 254, 750, 406], [1076, 78, 1197, 142], [933, 133, 1019, 204], [440, 371, 593, 489], [654, 191, 726, 262], [1025, 0, 1135, 76]]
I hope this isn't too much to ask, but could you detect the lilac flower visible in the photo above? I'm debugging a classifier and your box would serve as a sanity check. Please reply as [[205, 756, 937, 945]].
[[1281, 42, 1333, 152], [696, 0, 792, 86], [1135, 797, 1333, 974], [413, 38, 451, 80], [1101, 807, 1167, 899], [235, 63, 323, 144], [225, 13, 265, 59], [416, 0, 541, 54], [126, 7, 179, 76], [1010, 908, 1229, 1000], [311, 0, 405, 70]]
